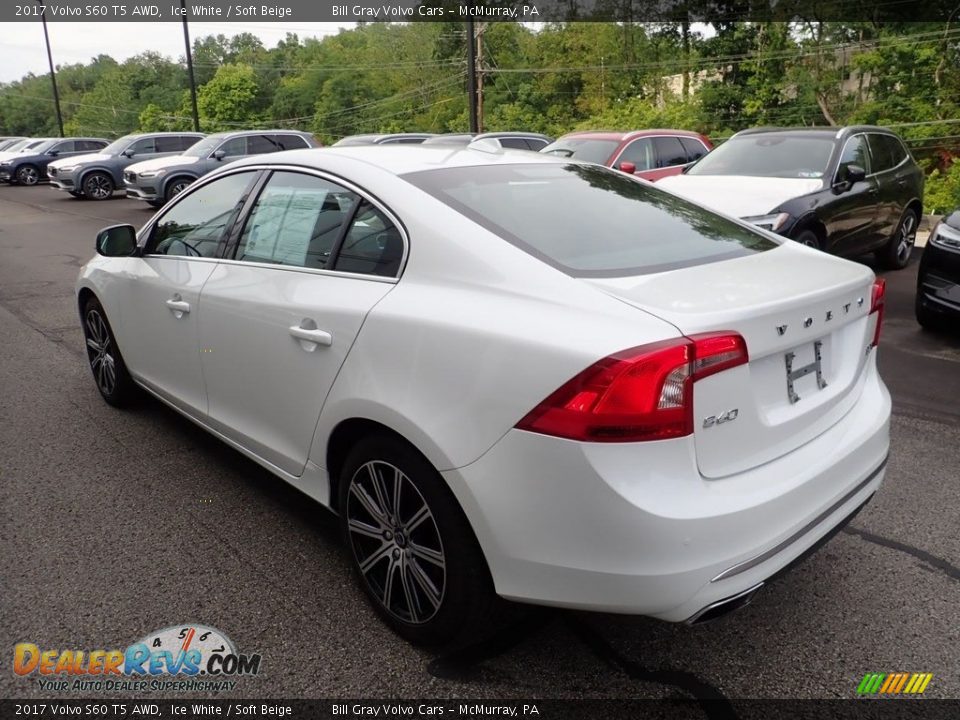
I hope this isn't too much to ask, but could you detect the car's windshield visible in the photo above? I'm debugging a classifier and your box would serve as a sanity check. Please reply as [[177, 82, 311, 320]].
[[688, 134, 835, 179], [101, 135, 138, 155], [540, 138, 620, 165], [182, 135, 228, 157], [0, 138, 25, 151], [404, 163, 777, 278]]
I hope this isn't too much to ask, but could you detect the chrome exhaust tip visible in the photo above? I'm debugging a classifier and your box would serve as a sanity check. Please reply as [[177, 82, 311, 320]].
[[685, 582, 764, 625]]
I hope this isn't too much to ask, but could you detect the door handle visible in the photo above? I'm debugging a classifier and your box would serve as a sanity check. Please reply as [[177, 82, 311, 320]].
[[165, 297, 190, 317], [289, 324, 332, 348]]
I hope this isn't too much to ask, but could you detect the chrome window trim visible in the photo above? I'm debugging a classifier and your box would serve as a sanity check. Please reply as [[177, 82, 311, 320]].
[[140, 163, 409, 281]]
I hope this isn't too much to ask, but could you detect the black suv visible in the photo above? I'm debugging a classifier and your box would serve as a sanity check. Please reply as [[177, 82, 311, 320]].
[[916, 210, 960, 331], [659, 125, 925, 270], [0, 137, 107, 185]]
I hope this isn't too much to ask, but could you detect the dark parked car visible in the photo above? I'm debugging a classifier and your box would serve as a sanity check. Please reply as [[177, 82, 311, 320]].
[[333, 133, 435, 146], [659, 126, 925, 270], [542, 129, 712, 181], [0, 137, 108, 185], [47, 132, 205, 200], [124, 129, 318, 207], [916, 211, 960, 330]]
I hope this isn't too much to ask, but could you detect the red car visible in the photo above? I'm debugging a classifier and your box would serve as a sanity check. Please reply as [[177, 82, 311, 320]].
[[541, 129, 713, 181]]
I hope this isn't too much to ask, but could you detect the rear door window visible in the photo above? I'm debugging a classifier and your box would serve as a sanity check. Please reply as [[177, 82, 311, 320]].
[[78, 140, 106, 152], [679, 137, 708, 162], [653, 137, 688, 168], [333, 202, 405, 277], [273, 134, 309, 150], [867, 134, 896, 173], [155, 136, 184, 153], [248, 135, 282, 155]]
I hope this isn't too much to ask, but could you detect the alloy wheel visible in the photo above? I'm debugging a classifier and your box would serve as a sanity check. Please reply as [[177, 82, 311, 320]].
[[85, 175, 112, 200], [897, 214, 917, 264], [346, 460, 446, 624], [17, 166, 39, 185], [169, 180, 189, 198], [84, 309, 117, 396]]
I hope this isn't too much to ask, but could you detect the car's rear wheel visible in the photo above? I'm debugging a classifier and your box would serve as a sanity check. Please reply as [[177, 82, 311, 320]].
[[338, 434, 498, 646], [83, 172, 114, 201], [794, 229, 822, 250], [81, 297, 138, 407], [164, 177, 192, 203], [16, 164, 40, 186], [878, 209, 918, 270]]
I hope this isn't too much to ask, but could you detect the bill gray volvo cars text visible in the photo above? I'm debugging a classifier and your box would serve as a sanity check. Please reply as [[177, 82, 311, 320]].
[[77, 146, 891, 645]]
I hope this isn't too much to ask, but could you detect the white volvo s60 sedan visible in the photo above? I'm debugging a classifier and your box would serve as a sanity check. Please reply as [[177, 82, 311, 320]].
[[77, 146, 891, 645]]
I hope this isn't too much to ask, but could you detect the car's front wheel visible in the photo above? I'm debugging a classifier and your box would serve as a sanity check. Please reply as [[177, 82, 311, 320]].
[[878, 209, 918, 270], [338, 434, 498, 646], [794, 229, 822, 250], [83, 172, 114, 201], [164, 177, 192, 203], [16, 164, 40, 186], [81, 297, 138, 407]]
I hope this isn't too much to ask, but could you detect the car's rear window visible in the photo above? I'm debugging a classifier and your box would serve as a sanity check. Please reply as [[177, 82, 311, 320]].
[[540, 138, 620, 165], [403, 163, 778, 278]]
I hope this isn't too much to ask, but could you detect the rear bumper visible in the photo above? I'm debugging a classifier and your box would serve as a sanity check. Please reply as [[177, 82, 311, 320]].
[[443, 355, 890, 621]]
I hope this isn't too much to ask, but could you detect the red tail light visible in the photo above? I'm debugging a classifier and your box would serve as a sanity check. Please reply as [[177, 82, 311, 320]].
[[516, 333, 748, 443], [870, 277, 886, 347]]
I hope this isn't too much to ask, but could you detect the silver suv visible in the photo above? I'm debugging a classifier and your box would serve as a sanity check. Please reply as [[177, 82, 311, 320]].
[[124, 130, 318, 207], [48, 132, 204, 200]]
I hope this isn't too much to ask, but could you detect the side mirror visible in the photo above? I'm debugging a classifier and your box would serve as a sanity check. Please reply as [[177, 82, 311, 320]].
[[844, 164, 866, 184], [96, 224, 138, 257], [618, 161, 636, 174], [46, 149, 59, 157], [121, 149, 134, 158], [213, 150, 226, 161]]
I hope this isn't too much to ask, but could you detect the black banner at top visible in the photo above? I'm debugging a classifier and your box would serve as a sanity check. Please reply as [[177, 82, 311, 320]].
[[2, 0, 958, 23]]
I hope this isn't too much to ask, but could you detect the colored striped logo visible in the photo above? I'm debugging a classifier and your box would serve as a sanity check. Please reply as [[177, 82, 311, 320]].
[[857, 672, 933, 695]]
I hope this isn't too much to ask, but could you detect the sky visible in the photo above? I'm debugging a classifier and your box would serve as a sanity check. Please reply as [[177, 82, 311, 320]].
[[0, 22, 354, 83]]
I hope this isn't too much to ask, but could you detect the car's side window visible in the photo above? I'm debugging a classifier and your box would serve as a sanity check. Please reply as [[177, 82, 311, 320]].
[[866, 134, 896, 173], [155, 136, 183, 153], [51, 141, 75, 154], [333, 201, 405, 278], [273, 134, 309, 150], [248, 134, 282, 155], [129, 137, 156, 155], [881, 135, 907, 168], [653, 136, 688, 168], [235, 171, 359, 269], [217, 137, 247, 157], [679, 137, 708, 162], [837, 135, 871, 179], [618, 138, 655, 170], [525, 138, 550, 151], [499, 137, 530, 150], [78, 140, 105, 152], [178, 136, 201, 151], [146, 172, 257, 259]]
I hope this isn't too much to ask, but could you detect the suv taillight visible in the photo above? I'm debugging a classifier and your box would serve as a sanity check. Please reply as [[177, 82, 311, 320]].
[[870, 278, 886, 347], [516, 333, 748, 443]]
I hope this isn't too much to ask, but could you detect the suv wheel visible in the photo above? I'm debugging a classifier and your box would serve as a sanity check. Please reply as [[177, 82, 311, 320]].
[[16, 164, 40, 186], [878, 209, 917, 270], [794, 229, 822, 250], [83, 172, 114, 201], [338, 434, 499, 646], [164, 177, 192, 203]]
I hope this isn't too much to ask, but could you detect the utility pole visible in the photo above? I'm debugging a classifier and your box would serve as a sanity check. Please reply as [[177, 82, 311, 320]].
[[36, 0, 64, 137], [181, 0, 201, 132], [466, 20, 478, 133], [475, 23, 485, 133]]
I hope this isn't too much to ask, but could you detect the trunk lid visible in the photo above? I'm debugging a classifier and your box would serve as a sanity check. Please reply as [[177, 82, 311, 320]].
[[585, 244, 878, 478]]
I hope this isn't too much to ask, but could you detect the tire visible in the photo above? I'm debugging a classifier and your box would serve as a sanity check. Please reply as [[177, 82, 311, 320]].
[[82, 171, 114, 201], [68, 190, 85, 199], [81, 297, 138, 407], [338, 433, 499, 646], [878, 209, 918, 270], [164, 177, 193, 203], [147, 200, 165, 209], [793, 229, 822, 250], [15, 164, 40, 186]]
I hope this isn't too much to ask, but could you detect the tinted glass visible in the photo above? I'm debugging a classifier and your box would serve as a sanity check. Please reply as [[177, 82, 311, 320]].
[[618, 138, 655, 170], [404, 164, 777, 278], [129, 137, 156, 155], [274, 134, 309, 150], [333, 201, 404, 277], [218, 137, 247, 157], [247, 134, 282, 154], [837, 135, 870, 178], [148, 172, 256, 258], [869, 134, 906, 172], [884, 135, 908, 166], [236, 171, 358, 269], [654, 136, 688, 167], [688, 134, 834, 179], [78, 140, 107, 152], [524, 138, 550, 151], [541, 138, 620, 164], [51, 141, 75, 153], [499, 137, 531, 150], [155, 136, 183, 153], [679, 137, 708, 162], [178, 135, 201, 151]]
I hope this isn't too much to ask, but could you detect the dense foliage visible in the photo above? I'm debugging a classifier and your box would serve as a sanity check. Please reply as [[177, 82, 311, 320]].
[[1, 22, 958, 211]]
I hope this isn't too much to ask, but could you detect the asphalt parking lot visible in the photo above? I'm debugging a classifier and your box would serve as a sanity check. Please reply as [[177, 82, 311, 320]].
[[1, 184, 958, 702]]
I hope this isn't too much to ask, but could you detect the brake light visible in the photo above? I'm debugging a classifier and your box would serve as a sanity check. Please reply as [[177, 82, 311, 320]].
[[516, 333, 748, 442], [870, 278, 885, 347]]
